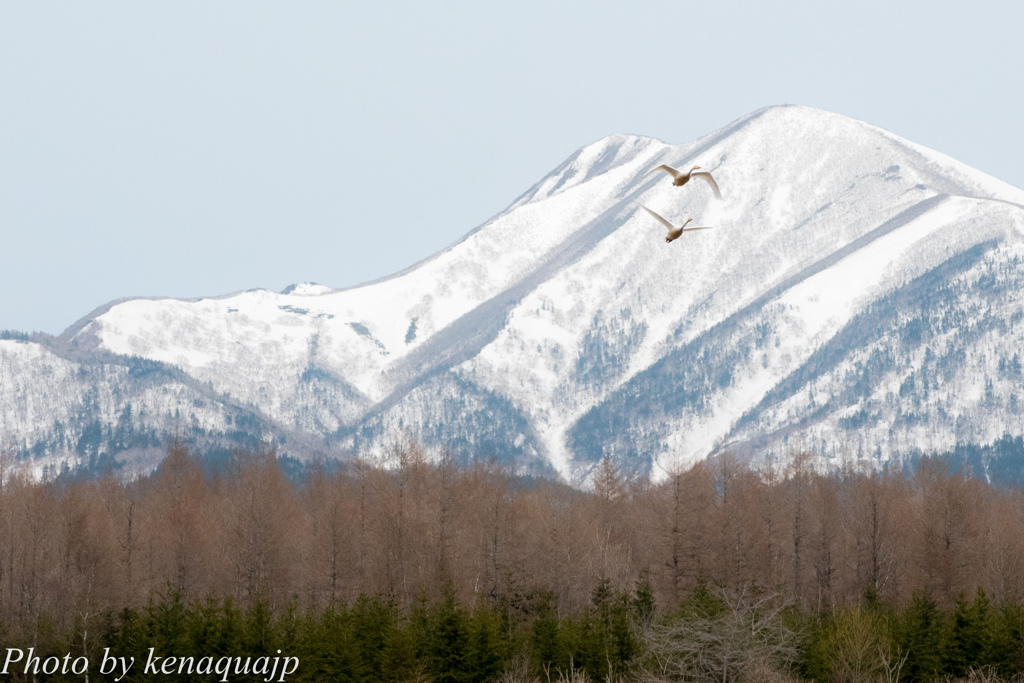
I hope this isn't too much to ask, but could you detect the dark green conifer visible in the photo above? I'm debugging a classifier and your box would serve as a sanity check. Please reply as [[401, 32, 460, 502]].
[[530, 592, 560, 671], [430, 591, 471, 683], [351, 595, 405, 682], [467, 606, 505, 682], [945, 589, 996, 677], [633, 573, 656, 627], [898, 589, 944, 682]]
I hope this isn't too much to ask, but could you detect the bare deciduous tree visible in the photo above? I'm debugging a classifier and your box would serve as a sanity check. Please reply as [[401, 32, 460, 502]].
[[639, 586, 799, 683]]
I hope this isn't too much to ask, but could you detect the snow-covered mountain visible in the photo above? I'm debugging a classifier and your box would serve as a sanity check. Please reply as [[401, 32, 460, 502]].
[[4, 105, 1024, 479]]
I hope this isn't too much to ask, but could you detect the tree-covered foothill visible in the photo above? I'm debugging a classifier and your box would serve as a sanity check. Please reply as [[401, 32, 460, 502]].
[[6, 582, 1024, 681], [5, 442, 1024, 680]]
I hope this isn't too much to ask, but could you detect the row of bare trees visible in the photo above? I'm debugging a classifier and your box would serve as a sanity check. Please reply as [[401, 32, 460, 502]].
[[0, 440, 1020, 641]]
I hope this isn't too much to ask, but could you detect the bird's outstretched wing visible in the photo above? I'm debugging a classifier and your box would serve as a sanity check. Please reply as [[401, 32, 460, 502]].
[[641, 205, 677, 233], [644, 164, 681, 180], [691, 171, 722, 199], [682, 226, 714, 231]]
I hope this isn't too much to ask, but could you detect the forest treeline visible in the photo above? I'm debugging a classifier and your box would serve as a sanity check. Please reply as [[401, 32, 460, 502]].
[[3, 440, 1024, 681]]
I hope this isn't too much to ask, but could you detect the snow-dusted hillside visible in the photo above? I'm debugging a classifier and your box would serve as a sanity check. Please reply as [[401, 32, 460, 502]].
[[5, 105, 1024, 479], [0, 337, 273, 477]]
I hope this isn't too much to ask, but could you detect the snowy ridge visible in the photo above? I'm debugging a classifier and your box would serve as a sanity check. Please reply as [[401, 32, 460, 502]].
[[5, 105, 1024, 479]]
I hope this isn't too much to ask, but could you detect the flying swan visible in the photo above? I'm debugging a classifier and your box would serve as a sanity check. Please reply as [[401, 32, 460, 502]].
[[644, 164, 722, 199], [641, 206, 714, 243]]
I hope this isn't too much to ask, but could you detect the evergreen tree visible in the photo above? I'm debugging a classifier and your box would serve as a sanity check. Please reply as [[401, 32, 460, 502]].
[[995, 602, 1024, 679], [429, 592, 471, 683], [898, 589, 944, 682], [104, 606, 149, 682], [153, 590, 189, 673], [530, 592, 560, 671], [350, 595, 402, 682], [990, 601, 1024, 678], [609, 590, 640, 675], [244, 598, 275, 658], [633, 573, 656, 627], [467, 606, 505, 682], [305, 607, 358, 683], [216, 599, 247, 663], [675, 576, 727, 621], [945, 588, 995, 677]]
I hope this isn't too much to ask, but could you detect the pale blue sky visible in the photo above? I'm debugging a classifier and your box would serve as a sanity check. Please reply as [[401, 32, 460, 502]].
[[2, 2, 1021, 334]]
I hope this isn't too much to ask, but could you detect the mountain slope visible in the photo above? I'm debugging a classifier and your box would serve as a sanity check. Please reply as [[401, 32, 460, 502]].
[[5, 105, 1024, 479]]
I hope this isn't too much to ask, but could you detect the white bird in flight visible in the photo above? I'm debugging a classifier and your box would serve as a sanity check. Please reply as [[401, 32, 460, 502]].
[[641, 206, 714, 243], [644, 164, 722, 199]]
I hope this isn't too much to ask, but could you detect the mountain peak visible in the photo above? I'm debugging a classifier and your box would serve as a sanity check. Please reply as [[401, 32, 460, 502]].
[[281, 282, 333, 296], [7, 107, 1024, 481]]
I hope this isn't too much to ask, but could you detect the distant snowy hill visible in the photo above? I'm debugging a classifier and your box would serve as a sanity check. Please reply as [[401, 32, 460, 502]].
[[4, 105, 1024, 480]]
